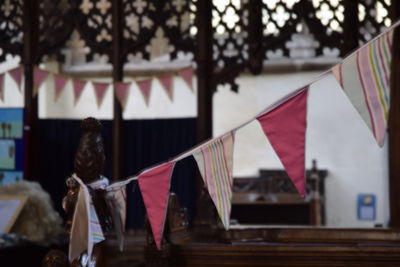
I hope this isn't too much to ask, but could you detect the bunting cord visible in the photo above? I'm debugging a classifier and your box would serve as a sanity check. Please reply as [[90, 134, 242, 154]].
[[343, 19, 400, 61], [106, 176, 138, 190], [170, 20, 400, 164], [72, 20, 400, 190]]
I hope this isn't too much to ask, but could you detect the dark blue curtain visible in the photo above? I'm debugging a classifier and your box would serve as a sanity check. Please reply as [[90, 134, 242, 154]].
[[36, 118, 196, 229]]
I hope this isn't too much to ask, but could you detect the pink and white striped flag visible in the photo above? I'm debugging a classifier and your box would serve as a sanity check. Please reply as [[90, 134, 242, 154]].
[[138, 162, 175, 250], [136, 79, 152, 106], [178, 66, 193, 91], [256, 88, 308, 198], [8, 66, 23, 92], [72, 79, 87, 106], [158, 74, 174, 101], [332, 29, 393, 146], [192, 131, 235, 230], [54, 75, 69, 102], [115, 82, 131, 109], [33, 68, 50, 97], [92, 82, 109, 108], [107, 185, 127, 251]]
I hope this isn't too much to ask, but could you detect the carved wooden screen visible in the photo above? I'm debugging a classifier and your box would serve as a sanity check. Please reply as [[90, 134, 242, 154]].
[[0, 0, 394, 187], [0, 0, 392, 89], [0, 0, 23, 61]]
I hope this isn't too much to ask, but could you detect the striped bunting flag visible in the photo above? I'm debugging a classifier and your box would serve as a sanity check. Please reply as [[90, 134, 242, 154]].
[[332, 29, 393, 147], [193, 131, 235, 230], [107, 186, 127, 251]]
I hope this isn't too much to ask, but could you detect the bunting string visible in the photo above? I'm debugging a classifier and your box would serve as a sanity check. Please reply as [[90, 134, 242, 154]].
[[62, 20, 400, 259], [0, 65, 195, 108]]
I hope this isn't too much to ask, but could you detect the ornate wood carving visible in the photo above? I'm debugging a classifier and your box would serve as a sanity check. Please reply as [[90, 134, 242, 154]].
[[0, 0, 23, 61], [37, 0, 75, 63]]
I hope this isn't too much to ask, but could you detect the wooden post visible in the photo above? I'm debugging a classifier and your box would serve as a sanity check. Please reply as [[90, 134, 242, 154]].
[[389, 2, 400, 228], [22, 0, 39, 180], [192, 0, 214, 229], [112, 0, 124, 181], [196, 0, 213, 144], [342, 0, 359, 56], [248, 0, 263, 75]]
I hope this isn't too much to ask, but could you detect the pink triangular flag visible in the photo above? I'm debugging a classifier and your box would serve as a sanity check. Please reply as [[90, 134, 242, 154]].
[[179, 66, 193, 91], [115, 82, 131, 109], [72, 79, 87, 105], [136, 79, 152, 106], [158, 74, 174, 101], [33, 68, 50, 97], [138, 162, 175, 250], [0, 73, 4, 102], [9, 66, 23, 92], [54, 75, 69, 102], [92, 82, 109, 108], [256, 88, 309, 197]]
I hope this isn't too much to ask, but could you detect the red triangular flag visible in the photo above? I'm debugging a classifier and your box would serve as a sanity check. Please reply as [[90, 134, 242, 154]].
[[158, 74, 174, 101], [9, 66, 23, 92], [138, 162, 175, 250], [256, 88, 309, 197], [72, 79, 87, 106], [54, 75, 69, 102], [136, 79, 152, 106], [92, 82, 109, 108], [115, 82, 131, 109], [178, 66, 193, 91], [0, 73, 4, 102], [33, 68, 50, 97]]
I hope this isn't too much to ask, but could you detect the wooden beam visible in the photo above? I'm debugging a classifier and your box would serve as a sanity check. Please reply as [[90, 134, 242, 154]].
[[112, 0, 124, 181], [196, 0, 213, 143], [22, 0, 39, 180], [389, 2, 400, 228], [342, 0, 359, 56]]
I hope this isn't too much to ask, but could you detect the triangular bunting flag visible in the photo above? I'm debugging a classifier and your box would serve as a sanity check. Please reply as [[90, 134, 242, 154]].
[[69, 176, 105, 262], [193, 132, 235, 230], [107, 186, 127, 251], [92, 82, 109, 108], [115, 82, 131, 109], [331, 29, 393, 147], [54, 75, 69, 102], [178, 66, 193, 91], [136, 79, 152, 106], [8, 66, 23, 92], [256, 89, 308, 198], [138, 162, 175, 250], [158, 74, 174, 101], [0, 73, 4, 102], [33, 68, 50, 97], [72, 79, 87, 106]]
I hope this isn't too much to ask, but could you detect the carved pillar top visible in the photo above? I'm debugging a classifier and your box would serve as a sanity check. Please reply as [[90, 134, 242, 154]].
[[74, 117, 105, 184]]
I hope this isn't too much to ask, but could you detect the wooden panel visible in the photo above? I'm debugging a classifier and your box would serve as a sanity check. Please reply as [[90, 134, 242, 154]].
[[170, 242, 400, 266]]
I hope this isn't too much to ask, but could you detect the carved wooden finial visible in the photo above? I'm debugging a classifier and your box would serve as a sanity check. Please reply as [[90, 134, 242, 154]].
[[74, 117, 105, 184]]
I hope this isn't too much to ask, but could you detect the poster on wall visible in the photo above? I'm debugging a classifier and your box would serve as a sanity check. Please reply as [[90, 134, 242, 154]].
[[0, 140, 15, 169], [0, 108, 24, 184], [0, 171, 23, 186], [0, 109, 23, 138]]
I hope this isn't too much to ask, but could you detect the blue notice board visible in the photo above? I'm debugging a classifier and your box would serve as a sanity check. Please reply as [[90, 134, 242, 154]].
[[357, 194, 376, 221], [0, 108, 24, 185]]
